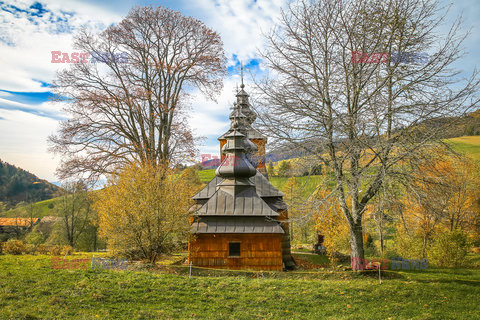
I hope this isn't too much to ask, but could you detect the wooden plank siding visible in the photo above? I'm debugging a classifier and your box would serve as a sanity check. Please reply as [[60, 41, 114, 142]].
[[250, 138, 266, 171], [188, 233, 283, 270]]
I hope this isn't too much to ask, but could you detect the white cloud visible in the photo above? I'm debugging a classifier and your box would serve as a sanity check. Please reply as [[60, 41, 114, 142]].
[[0, 0, 286, 175], [186, 0, 287, 63], [1, 0, 480, 179], [0, 109, 59, 181], [0, 0, 122, 92], [187, 74, 263, 160], [0, 98, 65, 119]]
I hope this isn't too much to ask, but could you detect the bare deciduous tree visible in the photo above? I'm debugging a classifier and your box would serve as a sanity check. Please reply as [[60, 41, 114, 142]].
[[254, 0, 480, 269], [56, 181, 91, 248], [50, 6, 227, 180]]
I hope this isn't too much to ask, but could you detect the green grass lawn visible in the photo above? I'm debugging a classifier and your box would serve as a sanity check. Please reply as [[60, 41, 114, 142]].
[[269, 175, 324, 197], [293, 252, 330, 266], [197, 169, 216, 183], [444, 135, 480, 162], [1, 254, 480, 319]]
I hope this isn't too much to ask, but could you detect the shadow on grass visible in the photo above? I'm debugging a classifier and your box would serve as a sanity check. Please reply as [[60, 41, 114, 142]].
[[405, 277, 480, 287], [353, 270, 406, 280]]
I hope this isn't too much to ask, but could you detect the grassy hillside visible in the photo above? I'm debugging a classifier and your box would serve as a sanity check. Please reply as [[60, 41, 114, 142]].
[[269, 175, 323, 197], [197, 169, 323, 197], [0, 197, 62, 218], [445, 136, 480, 162], [1, 254, 480, 319], [197, 169, 216, 182], [0, 159, 62, 207]]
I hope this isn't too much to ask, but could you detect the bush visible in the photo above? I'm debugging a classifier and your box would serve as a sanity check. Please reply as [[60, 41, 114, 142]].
[[393, 227, 425, 260], [45, 222, 67, 247], [63, 245, 74, 255], [94, 164, 194, 263], [25, 230, 45, 246], [36, 244, 50, 255], [49, 245, 63, 256], [3, 239, 27, 255], [429, 230, 471, 268], [25, 243, 36, 254]]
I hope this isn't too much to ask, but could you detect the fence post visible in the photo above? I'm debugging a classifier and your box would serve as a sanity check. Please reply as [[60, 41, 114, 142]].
[[189, 261, 193, 279]]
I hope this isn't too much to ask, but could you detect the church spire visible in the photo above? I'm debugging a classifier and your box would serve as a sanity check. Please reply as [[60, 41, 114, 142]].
[[215, 109, 256, 180], [235, 69, 256, 125]]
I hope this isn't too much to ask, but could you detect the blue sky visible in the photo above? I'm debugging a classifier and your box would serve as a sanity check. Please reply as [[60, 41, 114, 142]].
[[0, 0, 479, 182]]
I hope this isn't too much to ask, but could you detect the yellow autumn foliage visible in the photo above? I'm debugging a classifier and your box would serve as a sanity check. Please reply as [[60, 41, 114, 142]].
[[93, 163, 195, 263], [311, 188, 351, 258], [397, 146, 480, 258]]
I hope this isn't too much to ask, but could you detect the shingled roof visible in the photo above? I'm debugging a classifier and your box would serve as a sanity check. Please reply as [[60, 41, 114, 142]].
[[193, 172, 285, 200], [195, 188, 279, 216], [191, 216, 284, 234], [191, 83, 284, 234], [0, 218, 39, 227]]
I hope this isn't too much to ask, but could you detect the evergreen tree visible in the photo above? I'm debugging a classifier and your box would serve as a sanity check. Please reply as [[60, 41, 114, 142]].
[[277, 160, 292, 177], [266, 160, 275, 177]]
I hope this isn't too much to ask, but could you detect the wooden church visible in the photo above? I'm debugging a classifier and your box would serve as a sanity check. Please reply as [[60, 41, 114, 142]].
[[188, 82, 295, 271]]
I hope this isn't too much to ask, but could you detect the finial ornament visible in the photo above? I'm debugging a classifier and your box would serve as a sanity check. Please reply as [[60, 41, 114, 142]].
[[240, 62, 245, 89]]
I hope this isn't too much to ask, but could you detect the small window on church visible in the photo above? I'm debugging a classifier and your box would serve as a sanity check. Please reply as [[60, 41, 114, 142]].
[[229, 242, 241, 257]]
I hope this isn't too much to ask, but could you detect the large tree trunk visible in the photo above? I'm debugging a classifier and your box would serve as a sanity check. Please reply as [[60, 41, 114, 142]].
[[349, 221, 365, 271]]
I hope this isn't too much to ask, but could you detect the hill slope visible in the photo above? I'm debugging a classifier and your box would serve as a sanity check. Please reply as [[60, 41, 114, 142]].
[[445, 136, 480, 162], [0, 159, 62, 208]]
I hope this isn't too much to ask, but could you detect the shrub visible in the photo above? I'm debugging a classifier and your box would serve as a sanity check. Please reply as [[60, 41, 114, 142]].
[[49, 245, 62, 256], [62, 245, 74, 255], [25, 230, 45, 246], [3, 239, 26, 255], [94, 164, 194, 263], [36, 244, 50, 255], [429, 230, 471, 268], [45, 222, 67, 247], [25, 243, 36, 254], [393, 228, 425, 260]]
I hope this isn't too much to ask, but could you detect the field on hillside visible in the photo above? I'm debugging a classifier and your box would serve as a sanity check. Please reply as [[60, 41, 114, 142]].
[[1, 254, 480, 319], [445, 135, 480, 162], [198, 169, 323, 197], [197, 169, 216, 182], [0, 197, 60, 218]]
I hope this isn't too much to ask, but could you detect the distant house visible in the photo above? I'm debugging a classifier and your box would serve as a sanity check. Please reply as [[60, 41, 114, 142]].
[[40, 216, 62, 224]]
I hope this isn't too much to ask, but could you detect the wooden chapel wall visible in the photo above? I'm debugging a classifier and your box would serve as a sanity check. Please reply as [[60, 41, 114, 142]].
[[188, 233, 283, 270]]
